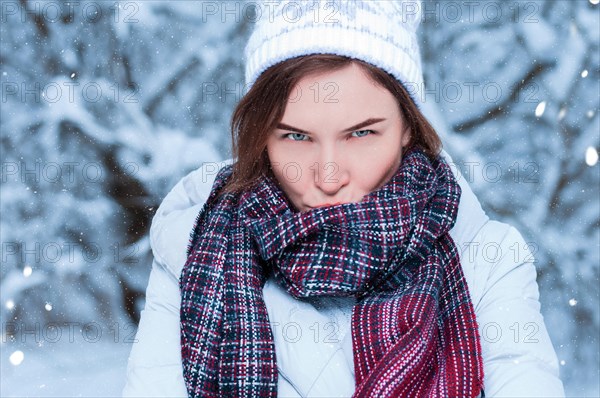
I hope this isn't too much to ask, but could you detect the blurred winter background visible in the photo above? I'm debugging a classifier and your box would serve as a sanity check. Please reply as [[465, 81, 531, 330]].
[[0, 0, 598, 396]]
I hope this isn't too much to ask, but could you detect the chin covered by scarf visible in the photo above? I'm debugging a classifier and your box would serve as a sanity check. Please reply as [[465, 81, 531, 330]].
[[179, 146, 484, 397]]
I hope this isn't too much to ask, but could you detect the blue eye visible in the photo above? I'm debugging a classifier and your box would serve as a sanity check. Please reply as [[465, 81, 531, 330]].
[[351, 129, 374, 138], [283, 133, 309, 141]]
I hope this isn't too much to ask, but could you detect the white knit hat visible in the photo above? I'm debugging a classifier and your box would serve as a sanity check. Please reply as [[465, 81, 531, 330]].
[[244, 0, 424, 106]]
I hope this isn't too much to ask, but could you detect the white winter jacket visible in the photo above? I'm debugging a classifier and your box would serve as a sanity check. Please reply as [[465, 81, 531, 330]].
[[122, 150, 565, 398]]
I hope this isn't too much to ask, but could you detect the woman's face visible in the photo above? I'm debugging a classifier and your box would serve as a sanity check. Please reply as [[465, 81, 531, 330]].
[[266, 63, 411, 213]]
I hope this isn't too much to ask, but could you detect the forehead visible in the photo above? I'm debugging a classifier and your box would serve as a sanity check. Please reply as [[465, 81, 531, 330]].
[[282, 64, 398, 122], [292, 63, 379, 94]]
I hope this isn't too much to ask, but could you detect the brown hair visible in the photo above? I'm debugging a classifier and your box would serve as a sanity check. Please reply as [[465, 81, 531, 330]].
[[221, 54, 442, 195]]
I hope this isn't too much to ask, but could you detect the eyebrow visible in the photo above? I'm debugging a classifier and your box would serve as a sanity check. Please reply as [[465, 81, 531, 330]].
[[276, 117, 386, 135]]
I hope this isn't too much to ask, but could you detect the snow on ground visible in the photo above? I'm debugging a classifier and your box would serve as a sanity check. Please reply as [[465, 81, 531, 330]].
[[1, 331, 132, 397]]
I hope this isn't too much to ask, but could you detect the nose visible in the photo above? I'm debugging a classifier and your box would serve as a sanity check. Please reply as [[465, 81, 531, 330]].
[[313, 144, 350, 196]]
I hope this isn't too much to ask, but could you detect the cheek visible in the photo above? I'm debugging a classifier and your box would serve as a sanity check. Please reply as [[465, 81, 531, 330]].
[[290, 162, 318, 194], [267, 151, 310, 198], [268, 140, 307, 169], [266, 143, 287, 179], [357, 141, 402, 166], [354, 165, 384, 189], [268, 141, 312, 180], [351, 144, 402, 190], [271, 168, 312, 212]]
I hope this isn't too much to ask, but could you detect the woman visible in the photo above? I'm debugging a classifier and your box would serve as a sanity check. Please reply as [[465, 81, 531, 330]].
[[123, 1, 565, 397]]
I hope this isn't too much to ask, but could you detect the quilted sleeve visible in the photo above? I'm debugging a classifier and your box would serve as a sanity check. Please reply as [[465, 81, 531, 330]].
[[472, 221, 565, 397], [121, 258, 188, 397]]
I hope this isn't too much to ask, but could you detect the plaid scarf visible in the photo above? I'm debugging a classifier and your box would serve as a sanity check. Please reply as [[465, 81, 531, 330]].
[[180, 146, 484, 397]]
